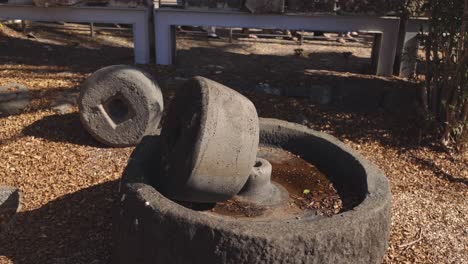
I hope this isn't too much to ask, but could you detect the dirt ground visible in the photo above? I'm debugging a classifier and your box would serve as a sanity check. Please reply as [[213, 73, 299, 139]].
[[0, 22, 466, 264]]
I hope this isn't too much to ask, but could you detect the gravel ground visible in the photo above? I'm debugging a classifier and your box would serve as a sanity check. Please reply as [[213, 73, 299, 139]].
[[0, 22, 466, 264]]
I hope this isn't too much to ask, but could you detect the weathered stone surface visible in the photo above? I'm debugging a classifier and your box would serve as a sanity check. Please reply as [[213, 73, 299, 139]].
[[245, 0, 285, 13], [237, 158, 287, 206], [157, 76, 259, 203], [114, 118, 392, 264], [0, 83, 30, 116], [78, 65, 164, 147], [0, 186, 21, 233]]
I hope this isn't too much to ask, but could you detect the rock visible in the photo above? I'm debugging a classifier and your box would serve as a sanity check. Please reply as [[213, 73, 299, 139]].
[[114, 118, 392, 264], [49, 92, 77, 115], [0, 83, 31, 116], [157, 76, 259, 203], [0, 186, 21, 233], [52, 103, 74, 115], [78, 65, 164, 147]]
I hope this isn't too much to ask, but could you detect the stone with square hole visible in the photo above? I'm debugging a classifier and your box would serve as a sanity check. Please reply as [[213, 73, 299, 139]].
[[78, 65, 163, 147]]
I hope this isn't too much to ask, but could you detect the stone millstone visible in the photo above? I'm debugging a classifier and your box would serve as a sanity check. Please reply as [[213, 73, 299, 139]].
[[157, 76, 260, 203], [114, 118, 392, 264], [78, 65, 164, 147], [0, 186, 21, 233]]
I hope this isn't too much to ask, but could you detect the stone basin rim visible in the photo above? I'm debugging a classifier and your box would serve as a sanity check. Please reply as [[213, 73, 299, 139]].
[[121, 117, 391, 227], [117, 117, 392, 263]]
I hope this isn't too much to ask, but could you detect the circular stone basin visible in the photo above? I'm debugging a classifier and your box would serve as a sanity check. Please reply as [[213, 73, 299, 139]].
[[114, 118, 391, 264]]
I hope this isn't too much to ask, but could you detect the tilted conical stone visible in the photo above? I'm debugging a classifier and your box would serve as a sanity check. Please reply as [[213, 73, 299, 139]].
[[157, 76, 260, 203]]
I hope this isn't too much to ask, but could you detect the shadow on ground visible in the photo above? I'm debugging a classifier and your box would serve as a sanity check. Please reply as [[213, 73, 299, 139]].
[[22, 112, 106, 148], [244, 92, 425, 150], [174, 46, 374, 89], [0, 180, 119, 264], [410, 156, 468, 185]]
